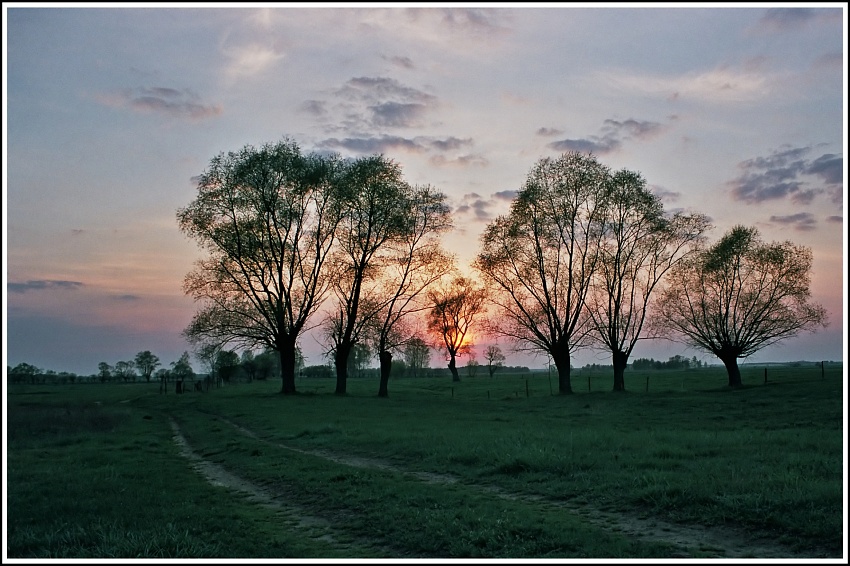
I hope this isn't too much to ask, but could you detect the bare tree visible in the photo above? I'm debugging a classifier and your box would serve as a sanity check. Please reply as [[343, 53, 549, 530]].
[[588, 169, 711, 391], [475, 152, 612, 394], [657, 226, 828, 387], [484, 344, 506, 377], [177, 138, 345, 394], [426, 275, 486, 382]]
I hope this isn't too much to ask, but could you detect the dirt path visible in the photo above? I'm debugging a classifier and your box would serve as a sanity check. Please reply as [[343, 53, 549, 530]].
[[211, 414, 816, 559], [169, 419, 399, 557]]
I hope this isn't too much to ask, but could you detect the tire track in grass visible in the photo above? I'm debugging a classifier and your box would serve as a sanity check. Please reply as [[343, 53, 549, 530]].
[[212, 414, 814, 559], [169, 419, 396, 557]]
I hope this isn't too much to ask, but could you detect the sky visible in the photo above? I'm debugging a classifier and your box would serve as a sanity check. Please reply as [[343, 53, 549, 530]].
[[2, 3, 847, 377]]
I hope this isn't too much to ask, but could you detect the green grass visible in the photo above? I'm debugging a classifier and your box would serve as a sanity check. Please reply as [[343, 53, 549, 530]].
[[5, 363, 845, 558]]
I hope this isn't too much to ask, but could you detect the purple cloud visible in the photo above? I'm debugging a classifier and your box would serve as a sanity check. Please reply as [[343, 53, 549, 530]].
[[728, 146, 842, 204], [8, 280, 84, 293], [98, 86, 222, 120], [548, 117, 666, 155], [769, 212, 817, 231]]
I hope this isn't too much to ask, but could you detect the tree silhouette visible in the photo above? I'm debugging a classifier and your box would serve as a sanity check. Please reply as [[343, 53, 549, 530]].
[[657, 226, 827, 387], [427, 275, 486, 382], [177, 138, 345, 394], [476, 152, 611, 394], [587, 169, 710, 391]]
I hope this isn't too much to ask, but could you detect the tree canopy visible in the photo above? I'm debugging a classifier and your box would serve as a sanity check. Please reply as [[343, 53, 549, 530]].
[[177, 138, 345, 394], [475, 151, 613, 393], [657, 225, 828, 387]]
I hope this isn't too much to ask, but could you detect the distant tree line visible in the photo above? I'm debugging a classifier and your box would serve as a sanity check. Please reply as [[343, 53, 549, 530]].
[[630, 355, 704, 371]]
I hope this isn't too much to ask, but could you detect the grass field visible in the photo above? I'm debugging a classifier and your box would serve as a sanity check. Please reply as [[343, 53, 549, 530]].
[[5, 364, 846, 559]]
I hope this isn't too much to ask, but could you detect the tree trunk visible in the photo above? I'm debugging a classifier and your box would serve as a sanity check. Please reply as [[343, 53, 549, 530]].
[[378, 350, 392, 397], [552, 347, 572, 394], [719, 351, 743, 388], [448, 354, 460, 382], [278, 339, 297, 395], [612, 350, 629, 392], [334, 341, 352, 395]]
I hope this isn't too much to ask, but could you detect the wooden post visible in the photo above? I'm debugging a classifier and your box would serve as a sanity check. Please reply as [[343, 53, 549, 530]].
[[645, 375, 649, 393], [526, 379, 529, 398], [548, 374, 552, 396], [821, 361, 825, 380], [587, 374, 591, 392]]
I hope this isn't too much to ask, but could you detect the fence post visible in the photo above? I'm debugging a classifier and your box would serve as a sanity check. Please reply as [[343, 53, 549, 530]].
[[588, 374, 591, 392], [645, 375, 649, 393], [764, 367, 767, 385], [821, 361, 825, 380], [526, 379, 529, 398]]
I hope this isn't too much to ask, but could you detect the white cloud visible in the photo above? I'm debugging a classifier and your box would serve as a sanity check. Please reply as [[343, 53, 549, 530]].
[[597, 66, 773, 103]]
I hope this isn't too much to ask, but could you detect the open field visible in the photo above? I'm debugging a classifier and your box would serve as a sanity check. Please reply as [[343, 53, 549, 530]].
[[5, 364, 846, 559]]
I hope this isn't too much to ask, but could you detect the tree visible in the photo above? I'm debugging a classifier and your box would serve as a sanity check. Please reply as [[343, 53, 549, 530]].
[[177, 138, 345, 394], [240, 350, 257, 382], [171, 351, 195, 382], [476, 152, 612, 394], [254, 348, 280, 380], [403, 336, 430, 378], [368, 184, 453, 397], [587, 169, 710, 391], [216, 349, 240, 383], [134, 351, 160, 382], [195, 343, 221, 385], [657, 226, 828, 387], [465, 353, 480, 378], [324, 155, 415, 395], [484, 344, 506, 377], [97, 362, 112, 384], [426, 275, 486, 382], [114, 360, 136, 382], [9, 363, 40, 384]]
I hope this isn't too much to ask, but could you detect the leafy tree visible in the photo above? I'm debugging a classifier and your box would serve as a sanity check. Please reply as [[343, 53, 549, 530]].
[[171, 351, 195, 382], [254, 349, 280, 380], [134, 351, 160, 382], [195, 343, 220, 383], [216, 349, 240, 383], [588, 169, 710, 391], [324, 155, 416, 395], [346, 343, 371, 379], [368, 184, 453, 397], [177, 138, 345, 395], [240, 350, 257, 382], [426, 275, 486, 382], [114, 360, 136, 382], [9, 363, 40, 384], [476, 152, 612, 393], [484, 344, 506, 377], [657, 226, 828, 387], [403, 336, 430, 378], [465, 353, 480, 378], [97, 362, 112, 384]]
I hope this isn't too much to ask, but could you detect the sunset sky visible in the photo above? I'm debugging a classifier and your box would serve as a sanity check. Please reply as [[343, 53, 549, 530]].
[[3, 3, 846, 376]]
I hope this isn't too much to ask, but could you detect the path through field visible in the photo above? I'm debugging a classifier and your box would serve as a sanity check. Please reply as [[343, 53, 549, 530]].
[[171, 413, 811, 559], [170, 420, 403, 557]]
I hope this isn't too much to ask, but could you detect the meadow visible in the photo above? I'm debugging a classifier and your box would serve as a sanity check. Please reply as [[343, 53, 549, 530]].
[[5, 364, 846, 559]]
